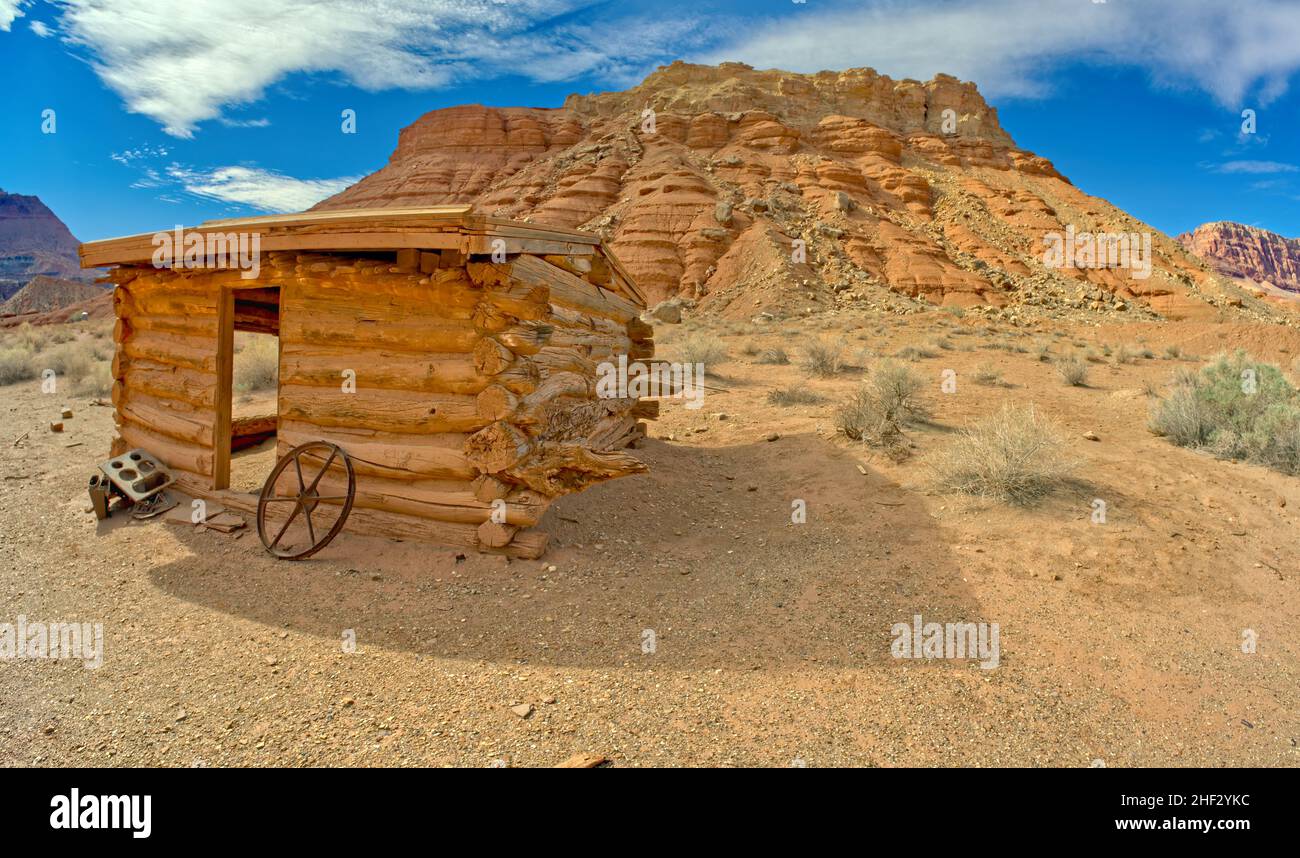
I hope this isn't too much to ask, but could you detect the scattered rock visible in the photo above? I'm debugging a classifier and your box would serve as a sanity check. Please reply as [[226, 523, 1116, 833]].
[[1082, 431, 1100, 441], [511, 703, 534, 719], [647, 298, 683, 324], [49, 422, 63, 433]]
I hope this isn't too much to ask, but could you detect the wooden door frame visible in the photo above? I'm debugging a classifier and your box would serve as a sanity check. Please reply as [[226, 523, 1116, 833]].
[[213, 287, 235, 489]]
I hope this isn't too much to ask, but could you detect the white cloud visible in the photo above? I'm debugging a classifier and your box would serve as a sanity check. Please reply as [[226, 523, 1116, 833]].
[[703, 0, 1300, 107], [1216, 160, 1299, 174], [30, 19, 51, 37], [53, 0, 705, 137], [0, 0, 27, 31], [166, 165, 360, 212]]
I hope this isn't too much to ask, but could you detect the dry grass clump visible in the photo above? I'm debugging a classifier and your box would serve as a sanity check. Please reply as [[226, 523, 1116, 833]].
[[801, 338, 845, 377], [768, 386, 825, 406], [233, 333, 280, 393], [972, 364, 1004, 386], [1150, 351, 1300, 475], [0, 345, 39, 385], [895, 344, 937, 361], [675, 332, 730, 367], [1055, 355, 1090, 387], [1163, 344, 1183, 359], [757, 346, 790, 365], [836, 360, 928, 457], [930, 405, 1076, 505]]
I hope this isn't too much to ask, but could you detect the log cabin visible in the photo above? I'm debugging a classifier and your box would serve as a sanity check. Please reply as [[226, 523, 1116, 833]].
[[79, 207, 655, 559]]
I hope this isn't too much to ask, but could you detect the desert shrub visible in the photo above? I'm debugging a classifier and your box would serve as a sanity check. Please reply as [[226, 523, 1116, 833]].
[[1163, 344, 1183, 359], [1149, 351, 1300, 475], [757, 346, 790, 365], [44, 341, 94, 382], [837, 360, 928, 456], [930, 336, 955, 351], [676, 332, 730, 367], [895, 344, 937, 361], [740, 340, 760, 356], [1140, 378, 1162, 398], [46, 326, 76, 345], [930, 405, 1076, 505], [1055, 356, 1090, 387], [0, 346, 38, 385], [1115, 344, 1137, 365], [73, 360, 113, 397], [768, 386, 824, 406], [1035, 341, 1052, 362], [801, 338, 844, 377], [233, 334, 279, 393], [972, 364, 1004, 386], [940, 306, 965, 318]]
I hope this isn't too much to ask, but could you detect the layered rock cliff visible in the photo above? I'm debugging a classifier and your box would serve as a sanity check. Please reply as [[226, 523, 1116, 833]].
[[315, 61, 1266, 322], [0, 189, 95, 301], [1179, 222, 1300, 296]]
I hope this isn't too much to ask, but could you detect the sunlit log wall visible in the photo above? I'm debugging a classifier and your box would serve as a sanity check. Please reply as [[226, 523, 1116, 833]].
[[106, 246, 653, 558]]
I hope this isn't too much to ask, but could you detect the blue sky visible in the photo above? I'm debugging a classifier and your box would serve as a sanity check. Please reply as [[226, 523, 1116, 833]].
[[2, 0, 1299, 243]]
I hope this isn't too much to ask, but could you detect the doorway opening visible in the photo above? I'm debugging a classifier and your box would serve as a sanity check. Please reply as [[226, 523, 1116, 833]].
[[216, 286, 280, 493]]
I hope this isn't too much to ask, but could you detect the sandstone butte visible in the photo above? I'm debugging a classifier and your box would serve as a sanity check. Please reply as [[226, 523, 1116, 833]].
[[314, 61, 1294, 325], [1179, 221, 1300, 298]]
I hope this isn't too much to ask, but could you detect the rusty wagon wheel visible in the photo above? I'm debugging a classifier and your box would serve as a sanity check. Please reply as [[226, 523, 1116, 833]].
[[256, 441, 356, 560]]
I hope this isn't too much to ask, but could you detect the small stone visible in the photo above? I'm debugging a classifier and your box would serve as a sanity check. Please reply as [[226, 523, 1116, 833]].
[[61, 407, 73, 419], [541, 695, 557, 705], [1083, 431, 1100, 442], [765, 432, 780, 442], [49, 422, 64, 433], [175, 710, 188, 722], [511, 703, 534, 719]]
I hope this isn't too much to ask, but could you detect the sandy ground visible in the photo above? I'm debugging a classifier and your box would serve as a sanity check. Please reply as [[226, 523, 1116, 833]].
[[2, 311, 1298, 767]]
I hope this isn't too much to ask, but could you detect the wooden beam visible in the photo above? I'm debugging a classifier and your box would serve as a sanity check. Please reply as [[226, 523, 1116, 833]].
[[213, 288, 234, 490]]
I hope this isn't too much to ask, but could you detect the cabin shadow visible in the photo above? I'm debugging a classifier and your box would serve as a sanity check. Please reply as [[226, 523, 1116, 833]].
[[148, 433, 984, 671]]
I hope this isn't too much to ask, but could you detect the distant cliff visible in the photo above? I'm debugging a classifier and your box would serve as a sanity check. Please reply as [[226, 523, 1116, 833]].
[[1179, 221, 1300, 294]]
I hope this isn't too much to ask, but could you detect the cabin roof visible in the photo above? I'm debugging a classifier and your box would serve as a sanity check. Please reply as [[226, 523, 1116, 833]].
[[79, 206, 645, 304]]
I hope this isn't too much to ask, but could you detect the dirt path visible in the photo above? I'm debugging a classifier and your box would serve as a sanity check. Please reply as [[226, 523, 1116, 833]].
[[2, 314, 1297, 767]]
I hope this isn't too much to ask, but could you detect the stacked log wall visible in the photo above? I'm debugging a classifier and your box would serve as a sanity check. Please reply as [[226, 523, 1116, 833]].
[[109, 244, 651, 559]]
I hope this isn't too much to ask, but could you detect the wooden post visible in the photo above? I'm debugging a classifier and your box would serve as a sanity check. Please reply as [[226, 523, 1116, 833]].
[[213, 287, 234, 490]]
